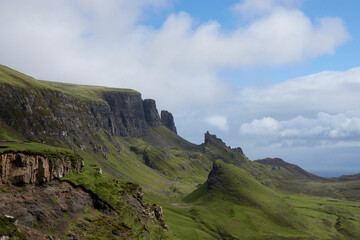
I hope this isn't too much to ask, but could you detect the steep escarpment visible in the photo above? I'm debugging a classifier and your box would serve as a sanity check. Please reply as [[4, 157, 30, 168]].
[[0, 151, 83, 185], [0, 65, 177, 149], [143, 99, 162, 127], [161, 110, 177, 133], [0, 84, 146, 144]]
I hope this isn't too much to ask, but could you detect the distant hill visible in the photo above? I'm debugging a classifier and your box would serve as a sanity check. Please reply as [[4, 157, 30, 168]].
[[255, 157, 326, 181], [184, 160, 308, 239]]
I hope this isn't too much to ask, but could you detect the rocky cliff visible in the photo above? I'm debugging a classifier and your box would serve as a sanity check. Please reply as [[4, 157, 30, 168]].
[[0, 152, 83, 186], [161, 110, 177, 134], [0, 68, 177, 149], [204, 131, 227, 147], [143, 99, 162, 127]]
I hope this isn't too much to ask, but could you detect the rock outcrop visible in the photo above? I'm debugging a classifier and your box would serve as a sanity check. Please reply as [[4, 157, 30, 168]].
[[0, 152, 83, 185], [204, 131, 227, 148], [206, 160, 223, 191], [120, 184, 169, 231], [161, 110, 177, 134], [143, 99, 162, 127], [0, 85, 149, 144], [0, 180, 119, 239], [101, 91, 149, 137]]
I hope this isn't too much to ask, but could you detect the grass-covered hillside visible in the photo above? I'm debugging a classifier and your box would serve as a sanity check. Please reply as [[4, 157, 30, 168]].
[[0, 64, 137, 102], [1, 64, 360, 239]]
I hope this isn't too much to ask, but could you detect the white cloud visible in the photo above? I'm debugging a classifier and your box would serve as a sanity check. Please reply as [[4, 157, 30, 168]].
[[205, 115, 229, 132], [233, 0, 302, 19], [240, 111, 360, 146], [0, 0, 349, 111], [240, 117, 279, 136], [239, 67, 360, 116]]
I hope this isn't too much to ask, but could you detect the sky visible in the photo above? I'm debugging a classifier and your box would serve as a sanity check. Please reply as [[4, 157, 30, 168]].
[[1, 0, 360, 177]]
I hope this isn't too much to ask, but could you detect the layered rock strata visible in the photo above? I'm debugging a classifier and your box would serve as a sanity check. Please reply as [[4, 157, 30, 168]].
[[0, 83, 177, 148], [0, 152, 83, 185]]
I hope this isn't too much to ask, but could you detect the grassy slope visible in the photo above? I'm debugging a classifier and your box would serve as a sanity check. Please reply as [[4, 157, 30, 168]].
[[63, 164, 171, 240], [184, 160, 308, 240], [0, 64, 137, 103], [283, 193, 360, 240], [241, 159, 360, 201], [0, 216, 26, 239]]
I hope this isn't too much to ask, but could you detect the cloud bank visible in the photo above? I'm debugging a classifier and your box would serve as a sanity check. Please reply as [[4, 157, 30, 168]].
[[0, 0, 349, 110], [238, 67, 360, 117], [240, 112, 360, 144], [205, 115, 229, 132]]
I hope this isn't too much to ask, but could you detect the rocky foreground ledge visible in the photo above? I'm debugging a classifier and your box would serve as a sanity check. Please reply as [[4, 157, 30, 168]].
[[0, 151, 84, 186], [0, 151, 169, 239]]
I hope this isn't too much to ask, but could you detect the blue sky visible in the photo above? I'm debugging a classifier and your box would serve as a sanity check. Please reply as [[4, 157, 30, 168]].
[[172, 0, 360, 86], [0, 0, 360, 176]]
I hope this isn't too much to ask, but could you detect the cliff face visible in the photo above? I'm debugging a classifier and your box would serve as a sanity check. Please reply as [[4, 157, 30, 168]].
[[161, 110, 177, 134], [0, 152, 83, 185], [0, 82, 177, 148], [143, 99, 162, 127], [101, 91, 149, 137]]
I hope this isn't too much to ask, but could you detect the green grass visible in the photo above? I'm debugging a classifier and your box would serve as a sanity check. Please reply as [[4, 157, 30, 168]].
[[163, 205, 214, 240], [0, 64, 137, 103], [0, 216, 26, 239], [181, 160, 310, 239], [64, 164, 172, 239], [0, 121, 25, 142], [57, 128, 360, 240], [78, 130, 211, 199], [2, 123, 360, 239], [282, 193, 360, 239], [0, 141, 77, 158]]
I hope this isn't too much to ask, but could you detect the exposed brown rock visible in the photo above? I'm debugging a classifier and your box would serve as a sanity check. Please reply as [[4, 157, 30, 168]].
[[0, 180, 118, 239], [0, 152, 83, 186]]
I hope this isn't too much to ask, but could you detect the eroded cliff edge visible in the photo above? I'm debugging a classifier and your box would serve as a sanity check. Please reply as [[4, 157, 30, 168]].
[[0, 79, 177, 149], [0, 151, 83, 185]]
